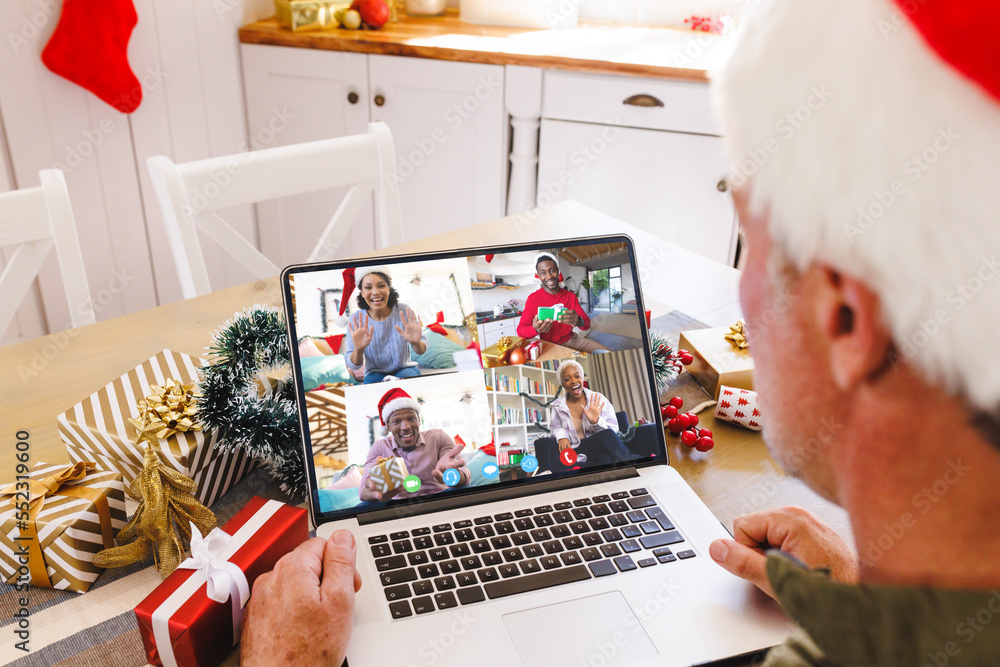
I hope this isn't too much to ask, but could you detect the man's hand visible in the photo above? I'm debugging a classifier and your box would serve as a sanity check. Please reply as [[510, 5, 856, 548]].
[[558, 309, 579, 326], [242, 531, 362, 667], [432, 443, 467, 484], [359, 476, 401, 502], [532, 315, 553, 334], [709, 507, 859, 599]]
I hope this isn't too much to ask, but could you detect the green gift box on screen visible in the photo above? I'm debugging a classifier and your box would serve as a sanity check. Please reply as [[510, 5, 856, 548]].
[[537, 305, 564, 321]]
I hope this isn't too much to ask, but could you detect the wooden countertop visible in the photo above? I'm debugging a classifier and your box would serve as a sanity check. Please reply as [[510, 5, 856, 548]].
[[239, 10, 733, 81]]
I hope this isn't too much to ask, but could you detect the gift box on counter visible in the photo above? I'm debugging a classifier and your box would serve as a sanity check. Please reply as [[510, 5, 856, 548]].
[[275, 0, 345, 31], [0, 462, 126, 593], [481, 336, 528, 368], [57, 349, 254, 507], [370, 456, 408, 494], [135, 497, 309, 667], [677, 328, 754, 399]]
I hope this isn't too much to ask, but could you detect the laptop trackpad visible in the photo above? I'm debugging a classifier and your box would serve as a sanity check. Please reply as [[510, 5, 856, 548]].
[[502, 591, 659, 667]]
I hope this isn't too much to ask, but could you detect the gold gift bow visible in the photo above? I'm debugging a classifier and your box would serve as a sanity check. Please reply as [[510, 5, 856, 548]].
[[127, 379, 202, 441], [1, 462, 114, 588], [724, 319, 749, 350]]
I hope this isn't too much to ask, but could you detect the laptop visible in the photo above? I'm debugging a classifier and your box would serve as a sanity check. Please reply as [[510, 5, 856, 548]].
[[281, 235, 791, 667]]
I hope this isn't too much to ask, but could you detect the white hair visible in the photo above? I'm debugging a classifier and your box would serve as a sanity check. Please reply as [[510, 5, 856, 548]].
[[559, 360, 586, 382], [713, 0, 1000, 411]]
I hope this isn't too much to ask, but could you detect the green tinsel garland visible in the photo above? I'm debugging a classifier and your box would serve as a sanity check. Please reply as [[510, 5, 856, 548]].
[[197, 306, 306, 499]]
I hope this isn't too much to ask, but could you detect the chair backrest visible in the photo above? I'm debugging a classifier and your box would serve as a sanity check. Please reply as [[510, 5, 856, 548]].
[[147, 122, 404, 299], [0, 169, 94, 337]]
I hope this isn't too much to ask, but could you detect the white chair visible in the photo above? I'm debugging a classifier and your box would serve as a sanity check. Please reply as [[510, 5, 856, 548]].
[[147, 122, 404, 299], [0, 169, 94, 337]]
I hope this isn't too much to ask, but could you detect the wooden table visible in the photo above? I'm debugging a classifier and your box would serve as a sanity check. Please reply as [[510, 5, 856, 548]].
[[0, 201, 849, 544]]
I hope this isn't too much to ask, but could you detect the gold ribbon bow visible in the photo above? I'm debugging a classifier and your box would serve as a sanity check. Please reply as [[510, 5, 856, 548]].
[[1, 462, 114, 588], [127, 379, 202, 444], [724, 319, 749, 350], [496, 336, 513, 353]]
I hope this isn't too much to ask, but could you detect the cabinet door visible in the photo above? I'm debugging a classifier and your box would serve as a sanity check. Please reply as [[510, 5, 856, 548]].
[[537, 119, 737, 265], [368, 55, 506, 242], [241, 44, 373, 263]]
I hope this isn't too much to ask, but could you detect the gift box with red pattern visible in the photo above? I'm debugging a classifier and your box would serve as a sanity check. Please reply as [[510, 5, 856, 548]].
[[134, 497, 308, 667]]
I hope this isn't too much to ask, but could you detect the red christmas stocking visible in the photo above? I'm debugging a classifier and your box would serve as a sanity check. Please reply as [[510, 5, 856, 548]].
[[41, 0, 142, 113]]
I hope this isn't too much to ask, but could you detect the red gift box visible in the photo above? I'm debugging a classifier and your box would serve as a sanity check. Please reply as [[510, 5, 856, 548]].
[[134, 497, 309, 667]]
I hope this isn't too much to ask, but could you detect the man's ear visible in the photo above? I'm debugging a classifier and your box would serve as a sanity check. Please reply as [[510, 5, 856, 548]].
[[813, 266, 893, 391]]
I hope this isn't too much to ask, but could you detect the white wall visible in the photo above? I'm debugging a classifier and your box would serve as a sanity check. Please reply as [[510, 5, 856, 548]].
[[0, 0, 275, 346]]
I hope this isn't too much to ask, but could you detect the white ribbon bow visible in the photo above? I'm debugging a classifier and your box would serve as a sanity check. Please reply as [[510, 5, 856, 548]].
[[178, 523, 251, 646]]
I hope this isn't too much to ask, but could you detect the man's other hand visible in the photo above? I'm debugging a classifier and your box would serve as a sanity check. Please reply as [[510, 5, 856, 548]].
[[709, 506, 858, 599], [242, 530, 362, 666]]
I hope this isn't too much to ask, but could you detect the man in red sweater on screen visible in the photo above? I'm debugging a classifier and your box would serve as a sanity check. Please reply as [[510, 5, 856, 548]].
[[516, 252, 609, 354]]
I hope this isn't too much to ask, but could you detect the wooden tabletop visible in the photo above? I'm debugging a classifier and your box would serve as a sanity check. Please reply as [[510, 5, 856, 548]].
[[0, 201, 849, 544], [239, 10, 733, 81]]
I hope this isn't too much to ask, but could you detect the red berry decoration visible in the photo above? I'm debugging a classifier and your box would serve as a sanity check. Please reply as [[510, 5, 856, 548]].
[[352, 0, 391, 28], [687, 413, 699, 427], [677, 413, 692, 429], [669, 396, 684, 409], [680, 430, 698, 447], [698, 428, 713, 438], [679, 352, 694, 365], [695, 437, 715, 452], [667, 418, 684, 434], [662, 405, 678, 419]]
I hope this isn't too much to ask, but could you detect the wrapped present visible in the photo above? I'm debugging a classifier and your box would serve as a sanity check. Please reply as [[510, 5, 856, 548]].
[[58, 350, 254, 507], [275, 0, 345, 31], [0, 462, 126, 593], [482, 336, 528, 368], [135, 497, 308, 667], [714, 386, 763, 431], [369, 456, 408, 494], [677, 328, 754, 399]]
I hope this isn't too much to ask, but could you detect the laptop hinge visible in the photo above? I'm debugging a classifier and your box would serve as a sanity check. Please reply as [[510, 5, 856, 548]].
[[357, 467, 641, 526]]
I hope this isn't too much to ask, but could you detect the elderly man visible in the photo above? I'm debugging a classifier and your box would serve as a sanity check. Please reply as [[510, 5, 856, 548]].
[[241, 0, 1000, 664]]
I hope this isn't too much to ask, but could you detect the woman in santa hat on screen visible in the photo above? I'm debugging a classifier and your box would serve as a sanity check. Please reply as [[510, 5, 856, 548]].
[[340, 266, 428, 384]]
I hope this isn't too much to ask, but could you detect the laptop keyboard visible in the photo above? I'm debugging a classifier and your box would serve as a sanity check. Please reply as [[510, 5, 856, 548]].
[[367, 488, 696, 619]]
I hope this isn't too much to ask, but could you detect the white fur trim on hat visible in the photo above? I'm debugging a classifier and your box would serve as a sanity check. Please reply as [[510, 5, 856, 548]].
[[356, 266, 392, 287], [380, 396, 420, 435], [534, 252, 559, 270], [713, 0, 1000, 411]]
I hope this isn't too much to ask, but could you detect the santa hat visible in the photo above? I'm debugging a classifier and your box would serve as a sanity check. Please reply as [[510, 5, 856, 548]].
[[714, 0, 1000, 412], [378, 387, 420, 436], [534, 252, 564, 287], [336, 266, 393, 327]]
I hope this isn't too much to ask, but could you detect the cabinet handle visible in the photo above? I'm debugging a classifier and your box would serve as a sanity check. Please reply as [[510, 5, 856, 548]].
[[347, 92, 359, 104], [374, 94, 386, 107], [717, 178, 728, 192], [623, 94, 664, 108]]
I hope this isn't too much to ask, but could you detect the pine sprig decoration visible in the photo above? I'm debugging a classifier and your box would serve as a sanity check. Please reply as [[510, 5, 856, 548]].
[[198, 306, 306, 498], [650, 331, 685, 394]]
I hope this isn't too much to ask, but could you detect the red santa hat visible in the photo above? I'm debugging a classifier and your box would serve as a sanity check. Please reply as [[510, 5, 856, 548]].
[[378, 387, 420, 436], [714, 0, 1000, 412], [336, 266, 393, 327]]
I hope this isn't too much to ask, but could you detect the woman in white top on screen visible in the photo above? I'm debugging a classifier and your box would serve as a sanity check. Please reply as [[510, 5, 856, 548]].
[[547, 360, 633, 467]]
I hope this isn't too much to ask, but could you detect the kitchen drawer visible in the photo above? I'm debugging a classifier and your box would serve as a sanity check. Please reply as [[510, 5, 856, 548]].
[[482, 318, 518, 334], [542, 71, 720, 136]]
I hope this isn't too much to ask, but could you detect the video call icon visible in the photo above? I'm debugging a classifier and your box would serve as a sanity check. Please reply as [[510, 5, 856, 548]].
[[403, 475, 422, 493]]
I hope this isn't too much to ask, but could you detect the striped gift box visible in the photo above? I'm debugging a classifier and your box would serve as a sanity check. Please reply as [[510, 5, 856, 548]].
[[57, 349, 255, 507], [0, 462, 126, 593]]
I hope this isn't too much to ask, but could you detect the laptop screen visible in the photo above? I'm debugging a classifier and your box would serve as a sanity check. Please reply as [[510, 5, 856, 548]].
[[283, 237, 666, 523]]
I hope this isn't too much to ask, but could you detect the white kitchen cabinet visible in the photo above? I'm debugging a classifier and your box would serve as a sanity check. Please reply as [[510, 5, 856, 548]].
[[241, 45, 374, 263], [241, 46, 507, 256], [537, 71, 737, 265], [480, 316, 519, 348]]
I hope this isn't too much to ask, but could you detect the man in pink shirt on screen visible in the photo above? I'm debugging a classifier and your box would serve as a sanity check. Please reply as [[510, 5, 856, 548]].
[[516, 252, 609, 354]]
